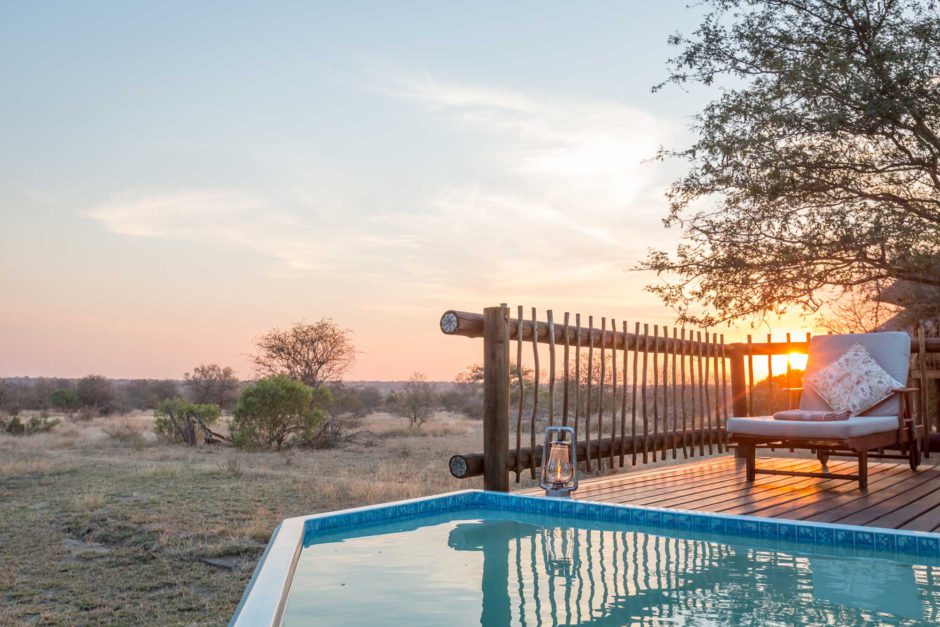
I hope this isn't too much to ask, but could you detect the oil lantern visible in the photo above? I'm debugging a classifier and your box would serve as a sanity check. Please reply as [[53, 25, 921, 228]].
[[540, 425, 578, 497]]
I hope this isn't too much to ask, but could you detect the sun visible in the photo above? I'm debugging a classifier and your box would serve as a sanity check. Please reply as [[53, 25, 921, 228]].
[[788, 352, 808, 371]]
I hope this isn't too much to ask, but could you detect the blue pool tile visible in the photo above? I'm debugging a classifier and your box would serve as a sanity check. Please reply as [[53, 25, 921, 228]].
[[834, 529, 853, 548], [660, 511, 677, 529], [677, 513, 693, 530], [708, 516, 724, 533], [897, 534, 917, 555], [777, 524, 795, 542], [814, 526, 834, 547], [645, 510, 662, 527], [917, 535, 939, 557], [853, 531, 874, 550], [740, 520, 759, 538], [614, 506, 632, 524], [725, 519, 742, 537], [797, 525, 815, 544], [759, 522, 777, 541], [631, 509, 646, 526], [875, 533, 896, 553]]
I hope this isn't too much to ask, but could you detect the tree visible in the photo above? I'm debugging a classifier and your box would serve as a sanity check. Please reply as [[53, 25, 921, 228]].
[[0, 379, 10, 414], [252, 320, 355, 394], [392, 372, 437, 428], [819, 283, 898, 333], [154, 398, 221, 446], [76, 375, 116, 416], [184, 364, 240, 410], [123, 379, 181, 410], [230, 376, 325, 450], [49, 388, 81, 418], [643, 0, 940, 326]]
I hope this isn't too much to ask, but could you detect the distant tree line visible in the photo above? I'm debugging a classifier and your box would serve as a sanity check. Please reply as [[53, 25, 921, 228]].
[[0, 318, 481, 448]]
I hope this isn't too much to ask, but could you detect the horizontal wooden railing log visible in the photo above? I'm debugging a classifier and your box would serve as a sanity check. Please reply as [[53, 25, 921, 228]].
[[449, 428, 725, 479]]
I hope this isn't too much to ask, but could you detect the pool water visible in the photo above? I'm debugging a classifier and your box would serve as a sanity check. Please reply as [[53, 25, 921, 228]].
[[281, 509, 940, 626]]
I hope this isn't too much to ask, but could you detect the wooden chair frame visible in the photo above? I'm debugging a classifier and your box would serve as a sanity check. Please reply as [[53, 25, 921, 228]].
[[732, 388, 923, 489]]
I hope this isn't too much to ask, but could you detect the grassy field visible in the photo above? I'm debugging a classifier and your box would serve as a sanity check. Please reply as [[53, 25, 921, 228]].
[[0, 411, 485, 626]]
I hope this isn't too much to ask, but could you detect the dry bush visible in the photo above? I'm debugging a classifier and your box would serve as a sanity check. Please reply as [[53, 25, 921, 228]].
[[102, 417, 146, 442]]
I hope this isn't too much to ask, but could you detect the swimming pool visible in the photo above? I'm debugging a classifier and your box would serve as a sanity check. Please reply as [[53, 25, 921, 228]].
[[231, 491, 940, 626]]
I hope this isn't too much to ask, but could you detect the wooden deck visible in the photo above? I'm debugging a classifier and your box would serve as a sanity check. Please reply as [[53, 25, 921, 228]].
[[519, 455, 940, 532]]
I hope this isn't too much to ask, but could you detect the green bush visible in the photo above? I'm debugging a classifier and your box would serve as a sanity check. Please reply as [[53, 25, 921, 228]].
[[230, 376, 324, 450], [1, 413, 59, 436], [154, 398, 221, 445]]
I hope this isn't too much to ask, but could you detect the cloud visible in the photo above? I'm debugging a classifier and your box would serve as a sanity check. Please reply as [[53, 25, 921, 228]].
[[85, 71, 679, 310], [86, 190, 415, 275]]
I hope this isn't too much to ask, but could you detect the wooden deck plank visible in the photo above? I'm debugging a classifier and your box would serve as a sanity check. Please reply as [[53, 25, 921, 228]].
[[513, 455, 940, 532], [748, 463, 911, 517], [899, 502, 940, 532], [806, 470, 940, 524], [629, 461, 855, 509], [873, 489, 940, 530], [515, 458, 737, 496], [526, 456, 739, 497], [759, 466, 924, 521], [582, 458, 812, 503]]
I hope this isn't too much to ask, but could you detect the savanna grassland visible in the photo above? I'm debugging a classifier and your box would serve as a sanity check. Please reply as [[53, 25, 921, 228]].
[[0, 411, 486, 626]]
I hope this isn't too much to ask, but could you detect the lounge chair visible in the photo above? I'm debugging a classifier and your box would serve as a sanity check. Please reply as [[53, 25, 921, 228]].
[[726, 332, 922, 488]]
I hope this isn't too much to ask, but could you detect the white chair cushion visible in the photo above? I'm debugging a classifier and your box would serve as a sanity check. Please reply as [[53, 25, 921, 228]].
[[726, 415, 899, 439], [803, 343, 905, 415]]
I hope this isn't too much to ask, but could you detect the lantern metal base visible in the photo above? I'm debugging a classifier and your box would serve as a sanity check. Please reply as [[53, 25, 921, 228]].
[[544, 488, 573, 499]]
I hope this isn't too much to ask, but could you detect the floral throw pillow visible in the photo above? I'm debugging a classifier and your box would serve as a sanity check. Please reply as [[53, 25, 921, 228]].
[[803, 343, 905, 416]]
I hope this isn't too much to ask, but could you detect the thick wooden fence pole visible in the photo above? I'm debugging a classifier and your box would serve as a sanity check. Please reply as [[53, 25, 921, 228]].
[[729, 344, 748, 459], [483, 305, 511, 492], [729, 344, 748, 418]]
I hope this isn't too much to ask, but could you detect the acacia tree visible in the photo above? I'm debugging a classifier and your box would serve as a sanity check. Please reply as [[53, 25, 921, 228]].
[[392, 372, 437, 428], [643, 0, 940, 326], [252, 319, 355, 394]]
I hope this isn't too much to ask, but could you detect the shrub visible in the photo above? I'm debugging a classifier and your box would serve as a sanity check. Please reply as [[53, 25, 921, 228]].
[[230, 376, 324, 450], [154, 398, 221, 445], [1, 413, 59, 436]]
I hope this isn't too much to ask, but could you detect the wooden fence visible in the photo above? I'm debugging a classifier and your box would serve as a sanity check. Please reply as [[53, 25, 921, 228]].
[[442, 305, 940, 492]]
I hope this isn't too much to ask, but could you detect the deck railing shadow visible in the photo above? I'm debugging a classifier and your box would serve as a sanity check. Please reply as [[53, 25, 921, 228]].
[[442, 305, 940, 491]]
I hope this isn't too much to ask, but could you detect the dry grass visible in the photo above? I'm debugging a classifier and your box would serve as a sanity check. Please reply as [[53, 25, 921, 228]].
[[0, 410, 482, 626]]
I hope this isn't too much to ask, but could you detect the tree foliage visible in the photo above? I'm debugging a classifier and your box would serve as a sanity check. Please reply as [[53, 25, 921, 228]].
[[230, 376, 325, 449], [76, 375, 117, 416], [252, 320, 355, 393], [643, 0, 940, 325], [49, 388, 81, 417], [124, 379, 180, 411], [184, 364, 240, 409], [154, 398, 221, 445]]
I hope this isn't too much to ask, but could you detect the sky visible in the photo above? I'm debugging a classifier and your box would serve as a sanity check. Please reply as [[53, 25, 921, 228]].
[[0, 1, 815, 381]]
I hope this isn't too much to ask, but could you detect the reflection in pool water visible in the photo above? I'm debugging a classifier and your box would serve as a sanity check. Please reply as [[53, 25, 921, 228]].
[[281, 512, 940, 626]]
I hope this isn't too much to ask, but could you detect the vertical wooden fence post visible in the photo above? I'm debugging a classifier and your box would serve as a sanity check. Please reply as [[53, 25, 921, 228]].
[[729, 343, 748, 416], [483, 305, 511, 492]]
